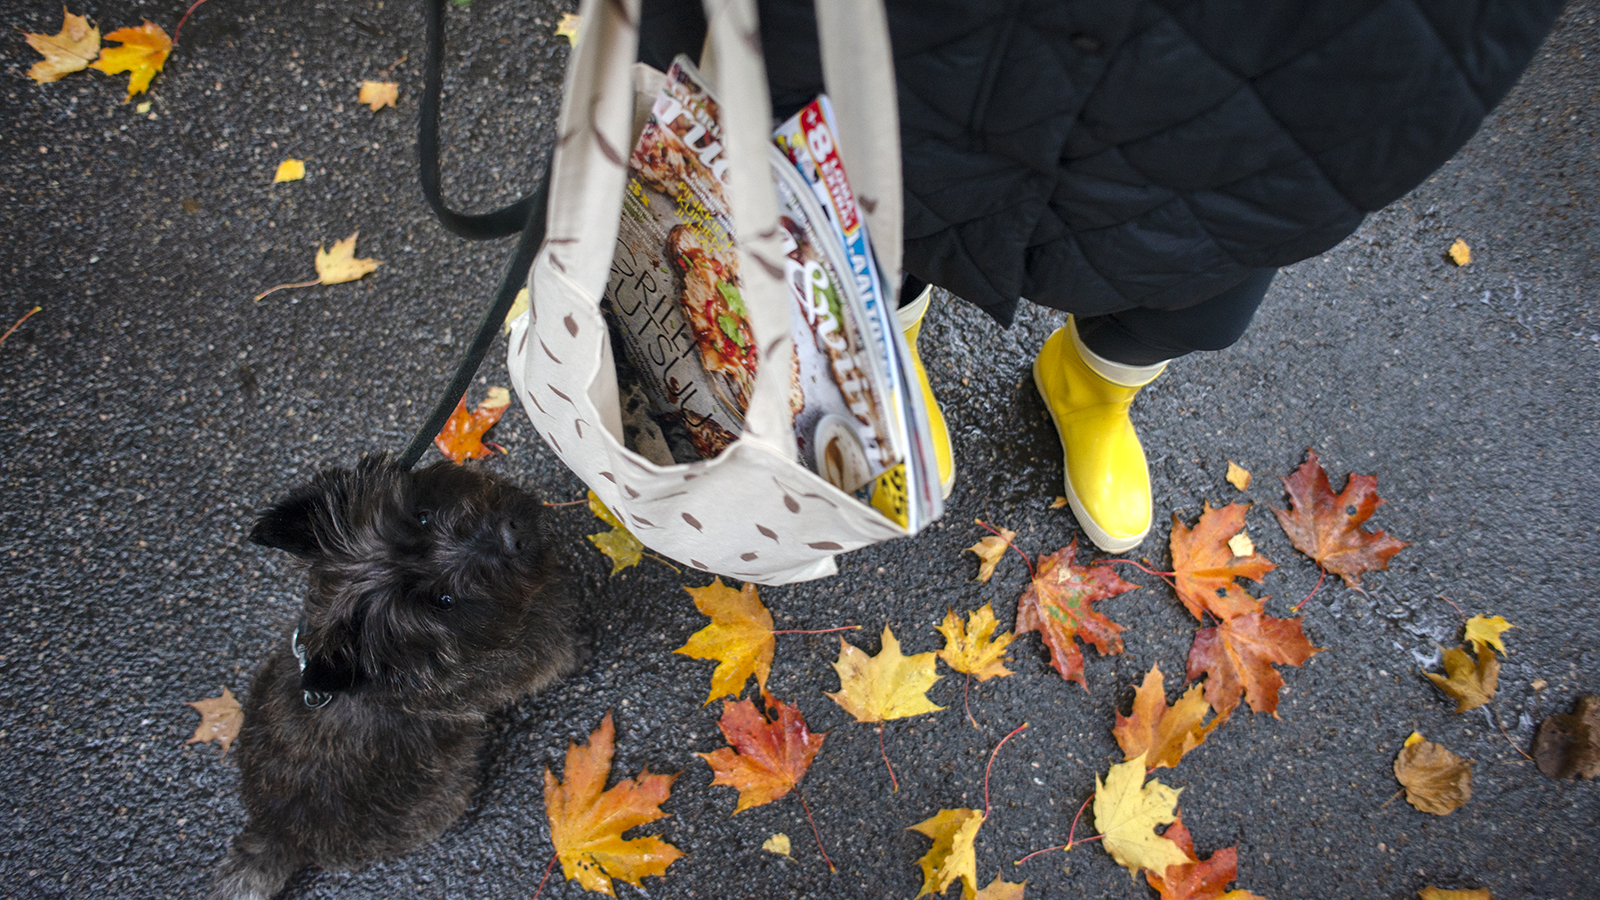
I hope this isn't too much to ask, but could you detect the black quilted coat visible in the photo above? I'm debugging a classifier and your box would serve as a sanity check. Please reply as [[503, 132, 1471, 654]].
[[641, 0, 1566, 325]]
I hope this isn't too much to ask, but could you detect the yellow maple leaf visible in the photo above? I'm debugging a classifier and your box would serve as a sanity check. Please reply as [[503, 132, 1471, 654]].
[[762, 833, 791, 856], [1225, 460, 1251, 491], [673, 578, 774, 704], [974, 873, 1027, 900], [503, 286, 530, 333], [965, 525, 1015, 582], [273, 159, 306, 183], [908, 808, 984, 900], [587, 491, 644, 576], [25, 8, 99, 84], [1463, 614, 1512, 656], [544, 712, 682, 895], [555, 12, 581, 45], [826, 626, 944, 724], [1448, 239, 1472, 266], [185, 687, 243, 756], [935, 605, 1014, 682], [1112, 664, 1221, 770], [1092, 755, 1190, 877], [89, 21, 170, 101], [358, 80, 398, 111], [315, 231, 381, 284], [1426, 644, 1499, 714]]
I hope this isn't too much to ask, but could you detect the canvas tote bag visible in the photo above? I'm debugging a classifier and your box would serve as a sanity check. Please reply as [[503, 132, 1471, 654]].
[[506, 0, 917, 584]]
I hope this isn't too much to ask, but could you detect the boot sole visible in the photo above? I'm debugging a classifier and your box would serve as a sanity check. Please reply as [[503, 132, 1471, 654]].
[[1032, 351, 1149, 555]]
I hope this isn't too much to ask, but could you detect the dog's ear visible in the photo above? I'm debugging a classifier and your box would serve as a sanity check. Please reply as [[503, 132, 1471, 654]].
[[250, 469, 353, 558]]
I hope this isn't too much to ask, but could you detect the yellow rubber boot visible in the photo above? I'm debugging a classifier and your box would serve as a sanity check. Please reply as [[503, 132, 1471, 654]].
[[896, 286, 955, 499], [1032, 316, 1167, 552]]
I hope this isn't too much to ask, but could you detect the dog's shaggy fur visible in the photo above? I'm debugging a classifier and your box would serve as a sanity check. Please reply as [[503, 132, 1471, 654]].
[[209, 455, 584, 900]]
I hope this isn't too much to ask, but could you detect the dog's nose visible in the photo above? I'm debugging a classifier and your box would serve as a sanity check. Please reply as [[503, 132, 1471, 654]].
[[498, 517, 535, 555]]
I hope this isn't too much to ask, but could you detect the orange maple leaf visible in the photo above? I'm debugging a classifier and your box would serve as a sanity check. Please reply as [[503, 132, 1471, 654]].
[[1113, 664, 1221, 769], [1144, 814, 1264, 900], [89, 20, 170, 100], [185, 687, 243, 756], [1169, 503, 1276, 622], [674, 578, 775, 704], [698, 690, 826, 814], [1186, 612, 1320, 718], [544, 712, 682, 895], [433, 387, 510, 463], [1270, 448, 1409, 588], [1015, 538, 1136, 689]]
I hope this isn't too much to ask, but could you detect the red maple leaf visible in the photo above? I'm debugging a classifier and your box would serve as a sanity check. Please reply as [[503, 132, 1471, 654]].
[[698, 690, 827, 813], [1186, 611, 1320, 718], [1144, 814, 1264, 900], [1271, 449, 1409, 588], [1015, 538, 1137, 689], [1169, 503, 1276, 622]]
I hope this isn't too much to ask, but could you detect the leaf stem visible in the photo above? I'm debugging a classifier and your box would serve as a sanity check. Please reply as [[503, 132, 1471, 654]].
[[1489, 700, 1536, 763], [1292, 566, 1327, 613], [0, 306, 40, 348], [877, 725, 899, 793], [964, 674, 977, 730], [1108, 558, 1177, 583], [975, 518, 1034, 579], [983, 722, 1029, 818], [529, 851, 558, 900], [171, 0, 216, 46], [771, 625, 861, 635], [794, 788, 835, 873], [1436, 594, 1470, 624], [543, 498, 590, 507], [253, 278, 320, 302], [641, 551, 683, 574]]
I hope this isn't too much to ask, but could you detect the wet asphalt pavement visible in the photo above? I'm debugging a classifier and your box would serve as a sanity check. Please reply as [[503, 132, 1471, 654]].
[[2, 1, 1598, 898]]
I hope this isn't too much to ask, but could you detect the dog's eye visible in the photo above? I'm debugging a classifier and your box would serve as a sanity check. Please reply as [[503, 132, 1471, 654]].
[[418, 509, 432, 526], [434, 594, 455, 610]]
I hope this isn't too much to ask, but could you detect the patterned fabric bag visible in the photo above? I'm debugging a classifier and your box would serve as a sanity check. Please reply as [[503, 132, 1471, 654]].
[[507, 0, 918, 584]]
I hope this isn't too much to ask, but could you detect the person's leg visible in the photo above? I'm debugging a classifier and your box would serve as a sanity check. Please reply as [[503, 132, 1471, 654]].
[[1034, 269, 1276, 551]]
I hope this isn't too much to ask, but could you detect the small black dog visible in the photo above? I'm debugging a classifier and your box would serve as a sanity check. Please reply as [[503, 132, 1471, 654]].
[[210, 454, 585, 900]]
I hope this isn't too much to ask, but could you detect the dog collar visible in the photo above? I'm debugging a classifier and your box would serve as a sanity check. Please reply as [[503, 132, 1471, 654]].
[[291, 617, 336, 710]]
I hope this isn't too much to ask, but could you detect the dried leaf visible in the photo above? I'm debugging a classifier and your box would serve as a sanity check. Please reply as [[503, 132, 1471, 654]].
[[315, 231, 382, 285], [1186, 612, 1320, 718], [1049, 496, 1069, 509], [24, 8, 99, 84], [1144, 815, 1265, 900], [1394, 734, 1472, 815], [273, 159, 305, 183], [586, 492, 643, 575], [1113, 665, 1221, 770], [762, 833, 791, 856], [1271, 448, 1409, 588], [1448, 239, 1472, 266], [1225, 461, 1251, 491], [1463, 614, 1512, 656], [965, 526, 1015, 582], [555, 12, 581, 45], [1169, 503, 1275, 622], [1226, 532, 1254, 558], [935, 604, 1015, 682], [698, 691, 825, 813], [358, 80, 398, 111], [433, 387, 510, 463], [1420, 889, 1492, 900], [1092, 755, 1190, 877], [1425, 644, 1499, 714], [1532, 694, 1599, 780], [503, 286, 530, 333], [826, 626, 944, 724], [908, 808, 984, 900], [89, 21, 170, 100], [544, 712, 682, 895], [674, 578, 774, 704], [1014, 539, 1136, 688], [974, 874, 1027, 900], [185, 687, 242, 756]]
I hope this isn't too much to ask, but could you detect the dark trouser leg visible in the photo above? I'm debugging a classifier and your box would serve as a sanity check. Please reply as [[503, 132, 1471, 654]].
[[1075, 268, 1277, 366]]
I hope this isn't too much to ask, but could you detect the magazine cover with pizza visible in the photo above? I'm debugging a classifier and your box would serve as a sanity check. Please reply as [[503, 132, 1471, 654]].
[[603, 56, 754, 463]]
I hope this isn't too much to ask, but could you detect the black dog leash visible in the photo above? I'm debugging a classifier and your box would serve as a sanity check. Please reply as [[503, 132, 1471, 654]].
[[398, 0, 555, 471]]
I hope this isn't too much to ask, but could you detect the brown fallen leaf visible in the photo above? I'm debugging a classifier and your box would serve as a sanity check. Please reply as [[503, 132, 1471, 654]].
[[1394, 732, 1472, 815], [965, 525, 1015, 582], [1225, 461, 1251, 491], [826, 626, 943, 724], [544, 712, 682, 895], [1271, 448, 1409, 588], [1448, 239, 1472, 266], [1532, 694, 1599, 780], [1186, 611, 1318, 718], [25, 8, 99, 84], [1169, 503, 1275, 622], [908, 808, 984, 900], [186, 687, 243, 755], [1426, 644, 1499, 714], [433, 387, 510, 463], [1144, 814, 1264, 900], [89, 21, 170, 100], [1014, 538, 1136, 689], [1093, 755, 1191, 877], [1113, 664, 1221, 770], [674, 578, 774, 703], [935, 604, 1014, 683], [1420, 888, 1492, 900], [358, 80, 399, 111], [587, 491, 644, 576]]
